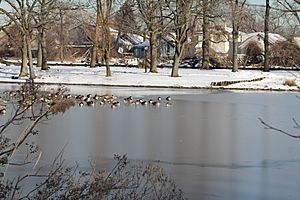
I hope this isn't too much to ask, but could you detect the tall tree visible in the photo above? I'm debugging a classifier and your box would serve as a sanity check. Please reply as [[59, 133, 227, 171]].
[[114, 0, 136, 48], [166, 0, 194, 77], [264, 0, 270, 72], [35, 0, 58, 70], [202, 0, 210, 69], [91, 0, 113, 76], [56, 1, 81, 63], [136, 0, 165, 73], [230, 0, 246, 72], [275, 0, 300, 24], [0, 0, 37, 79]]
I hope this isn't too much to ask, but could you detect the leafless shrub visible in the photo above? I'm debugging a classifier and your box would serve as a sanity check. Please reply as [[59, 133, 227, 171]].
[[24, 155, 185, 200], [270, 40, 300, 68], [244, 41, 264, 65], [50, 99, 75, 114], [283, 79, 297, 87]]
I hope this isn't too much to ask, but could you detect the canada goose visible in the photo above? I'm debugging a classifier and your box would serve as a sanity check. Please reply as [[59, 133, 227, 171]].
[[134, 100, 140, 105], [152, 101, 160, 106], [86, 101, 95, 106], [166, 96, 171, 101], [124, 96, 133, 102], [166, 101, 172, 107], [9, 91, 17, 97], [157, 97, 162, 101], [65, 94, 72, 99], [112, 101, 120, 106], [149, 99, 153, 104], [0, 100, 8, 105], [99, 100, 105, 105], [79, 102, 84, 107], [111, 95, 117, 100], [0, 108, 6, 114], [111, 101, 120, 109], [84, 97, 91, 102], [76, 95, 84, 100], [94, 95, 100, 100], [141, 100, 148, 105], [39, 97, 45, 102]]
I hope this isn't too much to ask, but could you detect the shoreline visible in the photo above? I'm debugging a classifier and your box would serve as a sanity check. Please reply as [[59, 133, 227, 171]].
[[0, 80, 299, 92]]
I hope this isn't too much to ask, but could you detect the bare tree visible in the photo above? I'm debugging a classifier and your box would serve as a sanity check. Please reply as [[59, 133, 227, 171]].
[[135, 0, 166, 73], [102, 0, 113, 76], [275, 0, 300, 24], [114, 0, 139, 51], [89, 0, 114, 77], [55, 1, 83, 63], [165, 0, 194, 77], [264, 0, 270, 72], [0, 0, 37, 79], [229, 0, 246, 72], [199, 0, 224, 70], [34, 0, 59, 70], [201, 0, 210, 69]]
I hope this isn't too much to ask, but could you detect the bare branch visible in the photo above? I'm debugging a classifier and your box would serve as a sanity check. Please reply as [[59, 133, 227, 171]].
[[259, 118, 300, 138]]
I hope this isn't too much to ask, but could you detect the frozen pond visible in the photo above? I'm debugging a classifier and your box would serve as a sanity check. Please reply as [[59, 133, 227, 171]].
[[2, 84, 300, 200]]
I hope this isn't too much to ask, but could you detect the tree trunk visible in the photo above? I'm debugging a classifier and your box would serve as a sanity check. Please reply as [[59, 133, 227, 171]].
[[149, 31, 158, 73], [41, 28, 48, 70], [26, 34, 35, 80], [232, 0, 239, 72], [171, 44, 181, 77], [232, 32, 239, 72], [264, 0, 270, 72], [20, 36, 28, 77], [202, 6, 210, 70], [37, 36, 42, 68], [104, 51, 111, 77], [171, 53, 180, 77], [143, 32, 148, 73], [90, 45, 97, 68], [59, 10, 64, 63]]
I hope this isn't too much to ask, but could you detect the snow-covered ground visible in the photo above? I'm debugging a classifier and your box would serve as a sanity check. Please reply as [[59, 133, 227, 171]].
[[0, 64, 299, 91]]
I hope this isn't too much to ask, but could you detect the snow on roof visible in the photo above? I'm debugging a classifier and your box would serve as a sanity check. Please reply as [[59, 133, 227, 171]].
[[126, 33, 144, 45], [239, 32, 286, 49], [133, 41, 149, 48], [294, 37, 300, 47]]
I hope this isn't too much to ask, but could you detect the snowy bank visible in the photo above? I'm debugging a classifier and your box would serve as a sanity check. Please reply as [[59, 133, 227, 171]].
[[0, 64, 299, 91]]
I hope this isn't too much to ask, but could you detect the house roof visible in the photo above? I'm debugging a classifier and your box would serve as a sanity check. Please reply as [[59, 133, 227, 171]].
[[122, 33, 144, 45], [132, 41, 149, 48], [294, 37, 300, 47], [239, 32, 286, 49]]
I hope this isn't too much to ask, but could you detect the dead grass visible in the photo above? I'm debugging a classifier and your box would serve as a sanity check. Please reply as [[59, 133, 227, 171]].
[[283, 79, 297, 87]]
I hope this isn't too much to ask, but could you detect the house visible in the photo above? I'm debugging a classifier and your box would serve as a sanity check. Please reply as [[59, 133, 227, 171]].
[[131, 41, 149, 59], [294, 36, 300, 47], [159, 35, 175, 59], [194, 23, 245, 58], [238, 32, 286, 55], [119, 33, 145, 56], [131, 34, 175, 60]]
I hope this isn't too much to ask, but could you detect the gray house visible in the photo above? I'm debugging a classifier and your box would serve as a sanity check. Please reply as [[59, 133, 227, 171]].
[[159, 36, 175, 59], [130, 35, 175, 60]]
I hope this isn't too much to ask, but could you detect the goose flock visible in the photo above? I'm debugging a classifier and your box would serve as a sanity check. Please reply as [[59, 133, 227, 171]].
[[0, 89, 173, 116], [75, 94, 173, 109]]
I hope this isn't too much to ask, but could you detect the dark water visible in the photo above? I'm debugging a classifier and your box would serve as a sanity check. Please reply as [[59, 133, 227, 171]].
[[2, 84, 300, 200]]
